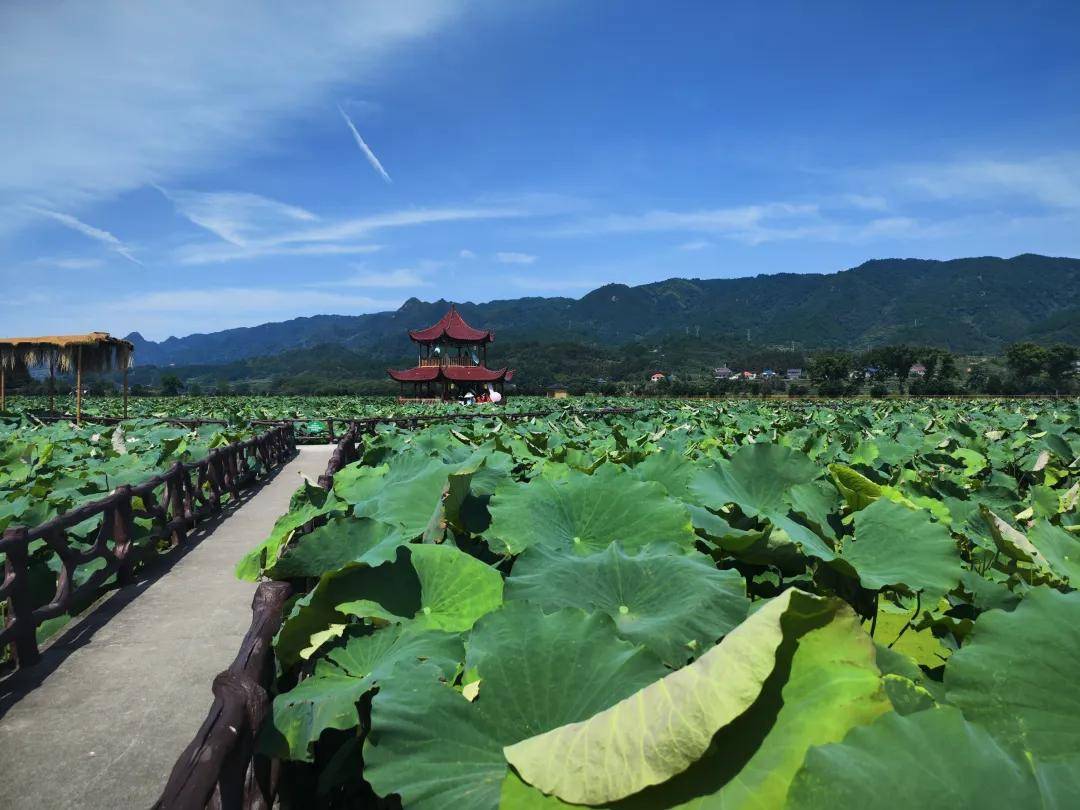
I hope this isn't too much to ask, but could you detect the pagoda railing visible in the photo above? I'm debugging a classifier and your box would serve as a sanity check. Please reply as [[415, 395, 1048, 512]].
[[417, 356, 482, 368]]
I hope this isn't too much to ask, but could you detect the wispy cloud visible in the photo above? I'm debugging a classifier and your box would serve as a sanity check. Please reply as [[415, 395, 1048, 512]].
[[338, 105, 392, 183], [174, 241, 384, 266], [164, 187, 521, 264], [459, 249, 477, 259], [677, 240, 712, 251], [495, 251, 537, 264], [158, 187, 317, 245], [327, 268, 432, 288], [0, 3, 459, 229], [29, 207, 141, 265], [890, 153, 1080, 209], [33, 256, 106, 270]]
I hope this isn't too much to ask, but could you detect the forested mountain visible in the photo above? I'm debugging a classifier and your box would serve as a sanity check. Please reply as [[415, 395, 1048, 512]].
[[127, 254, 1080, 368]]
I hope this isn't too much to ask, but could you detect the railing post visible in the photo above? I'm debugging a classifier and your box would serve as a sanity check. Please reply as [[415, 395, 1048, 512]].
[[3, 526, 41, 668], [327, 418, 336, 444], [113, 485, 136, 586], [167, 462, 189, 545]]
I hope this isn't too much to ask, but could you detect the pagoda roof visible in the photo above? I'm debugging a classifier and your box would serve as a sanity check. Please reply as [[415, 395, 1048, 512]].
[[409, 305, 493, 344], [388, 365, 512, 383]]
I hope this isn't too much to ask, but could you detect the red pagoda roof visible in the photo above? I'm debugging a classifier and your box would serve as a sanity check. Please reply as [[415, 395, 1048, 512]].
[[388, 365, 512, 383], [409, 305, 493, 344]]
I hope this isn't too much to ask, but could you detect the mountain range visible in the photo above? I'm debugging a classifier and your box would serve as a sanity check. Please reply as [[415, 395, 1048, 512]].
[[126, 254, 1080, 371]]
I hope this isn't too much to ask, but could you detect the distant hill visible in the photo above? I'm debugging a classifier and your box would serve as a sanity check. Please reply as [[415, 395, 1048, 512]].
[[127, 254, 1080, 368]]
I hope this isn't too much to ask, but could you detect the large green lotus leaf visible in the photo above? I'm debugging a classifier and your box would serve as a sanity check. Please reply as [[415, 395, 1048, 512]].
[[1028, 520, 1080, 584], [266, 516, 407, 578], [568, 607, 889, 810], [275, 551, 421, 669], [235, 482, 347, 580], [981, 505, 1054, 571], [784, 481, 841, 541], [503, 589, 842, 805], [487, 464, 696, 556], [688, 444, 834, 562], [352, 452, 455, 538], [838, 499, 963, 605], [828, 463, 882, 511], [946, 587, 1080, 762], [331, 461, 389, 504], [688, 443, 819, 517], [672, 610, 889, 810], [363, 603, 667, 810], [408, 544, 504, 632], [786, 707, 1057, 809], [335, 544, 504, 633], [505, 543, 748, 666], [266, 624, 462, 761], [630, 449, 696, 501]]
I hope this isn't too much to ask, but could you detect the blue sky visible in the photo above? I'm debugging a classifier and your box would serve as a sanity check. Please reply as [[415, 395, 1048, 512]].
[[2, 0, 1079, 340]]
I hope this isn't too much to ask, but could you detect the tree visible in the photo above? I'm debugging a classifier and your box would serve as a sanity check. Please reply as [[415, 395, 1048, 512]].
[[864, 344, 920, 392], [1043, 344, 1078, 390], [809, 351, 854, 384], [160, 373, 184, 396], [809, 351, 854, 396], [1005, 342, 1049, 384]]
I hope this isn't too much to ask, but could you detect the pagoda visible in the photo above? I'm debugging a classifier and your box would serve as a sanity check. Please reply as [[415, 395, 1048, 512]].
[[388, 305, 513, 402]]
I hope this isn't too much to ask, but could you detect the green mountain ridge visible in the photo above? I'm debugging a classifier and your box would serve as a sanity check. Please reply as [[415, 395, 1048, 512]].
[[126, 254, 1080, 371]]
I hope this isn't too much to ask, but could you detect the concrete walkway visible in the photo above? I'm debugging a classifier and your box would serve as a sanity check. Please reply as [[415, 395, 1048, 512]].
[[0, 444, 333, 810]]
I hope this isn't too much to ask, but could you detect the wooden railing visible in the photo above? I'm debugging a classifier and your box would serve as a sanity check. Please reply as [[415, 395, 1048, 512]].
[[0, 424, 296, 669], [417, 356, 477, 367]]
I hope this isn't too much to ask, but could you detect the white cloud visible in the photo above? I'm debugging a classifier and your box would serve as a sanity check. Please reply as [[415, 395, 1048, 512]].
[[495, 251, 537, 264], [558, 203, 820, 242], [163, 187, 521, 264], [338, 105, 392, 183], [677, 240, 712, 251], [893, 153, 1080, 209], [33, 257, 106, 270], [459, 249, 477, 259], [159, 188, 317, 245], [334, 268, 431, 288], [0, 1, 461, 231], [29, 208, 141, 265], [174, 241, 384, 266]]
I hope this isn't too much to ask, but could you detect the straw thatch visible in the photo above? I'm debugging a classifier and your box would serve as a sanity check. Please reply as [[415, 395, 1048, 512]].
[[0, 332, 134, 373]]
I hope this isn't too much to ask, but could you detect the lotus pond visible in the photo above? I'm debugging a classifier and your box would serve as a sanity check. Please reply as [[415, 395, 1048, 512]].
[[234, 398, 1080, 809]]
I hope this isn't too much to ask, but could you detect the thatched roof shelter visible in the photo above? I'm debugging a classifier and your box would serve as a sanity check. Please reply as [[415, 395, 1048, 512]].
[[0, 332, 133, 373], [0, 332, 134, 421]]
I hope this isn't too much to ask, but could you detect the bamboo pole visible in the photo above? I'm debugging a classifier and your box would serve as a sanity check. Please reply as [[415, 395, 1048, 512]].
[[1, 365, 5, 412], [49, 353, 55, 412], [76, 345, 82, 426], [123, 366, 129, 419]]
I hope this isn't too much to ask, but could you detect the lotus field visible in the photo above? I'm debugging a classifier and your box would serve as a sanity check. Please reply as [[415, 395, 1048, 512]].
[[228, 399, 1079, 809]]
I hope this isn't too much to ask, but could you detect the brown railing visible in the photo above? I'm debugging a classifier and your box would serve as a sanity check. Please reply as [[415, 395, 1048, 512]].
[[0, 424, 296, 669], [156, 407, 638, 809], [417, 356, 476, 367]]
